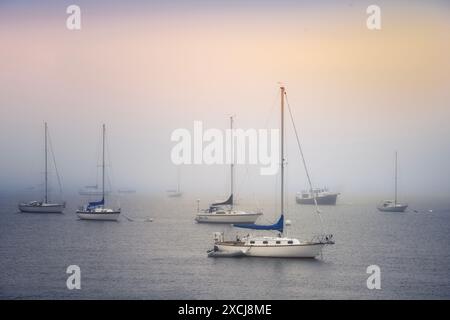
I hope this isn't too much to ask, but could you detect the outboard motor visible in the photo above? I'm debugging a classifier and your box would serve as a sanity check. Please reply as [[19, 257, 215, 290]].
[[213, 232, 224, 243], [324, 234, 334, 244]]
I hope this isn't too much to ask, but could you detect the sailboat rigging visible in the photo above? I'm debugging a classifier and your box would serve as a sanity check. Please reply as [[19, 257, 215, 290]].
[[208, 86, 334, 258], [195, 116, 262, 224], [377, 151, 408, 212], [76, 124, 121, 221], [167, 166, 183, 197], [19, 123, 65, 213]]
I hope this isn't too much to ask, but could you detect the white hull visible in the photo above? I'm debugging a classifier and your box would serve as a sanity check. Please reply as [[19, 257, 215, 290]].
[[377, 200, 408, 212], [296, 192, 339, 205], [19, 203, 64, 213], [195, 212, 262, 224], [76, 211, 120, 221], [377, 204, 408, 212], [216, 243, 325, 258], [168, 192, 183, 198]]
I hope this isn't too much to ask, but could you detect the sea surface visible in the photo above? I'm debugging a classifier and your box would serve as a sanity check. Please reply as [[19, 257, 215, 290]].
[[1, 193, 449, 299]]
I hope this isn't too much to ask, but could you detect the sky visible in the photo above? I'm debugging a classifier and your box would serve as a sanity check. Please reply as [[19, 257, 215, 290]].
[[0, 0, 449, 200]]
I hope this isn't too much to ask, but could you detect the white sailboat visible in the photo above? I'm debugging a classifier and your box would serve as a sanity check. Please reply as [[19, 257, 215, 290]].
[[377, 151, 408, 212], [195, 116, 262, 224], [77, 124, 121, 221], [19, 123, 65, 213], [208, 86, 334, 258], [167, 167, 183, 197]]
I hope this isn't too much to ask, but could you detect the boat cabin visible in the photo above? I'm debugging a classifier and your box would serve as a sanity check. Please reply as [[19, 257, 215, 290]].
[[243, 237, 301, 246]]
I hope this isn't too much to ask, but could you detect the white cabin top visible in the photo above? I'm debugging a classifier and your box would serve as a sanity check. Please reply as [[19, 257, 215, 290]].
[[242, 236, 301, 246]]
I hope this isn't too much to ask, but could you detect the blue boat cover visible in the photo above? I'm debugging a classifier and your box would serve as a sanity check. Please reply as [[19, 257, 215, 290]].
[[87, 198, 104, 210], [234, 214, 284, 233]]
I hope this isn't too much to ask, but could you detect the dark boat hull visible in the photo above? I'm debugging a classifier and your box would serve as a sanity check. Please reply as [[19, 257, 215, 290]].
[[296, 193, 339, 205]]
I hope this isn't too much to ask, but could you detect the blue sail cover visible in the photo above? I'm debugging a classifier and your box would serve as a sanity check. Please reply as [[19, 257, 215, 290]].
[[234, 214, 284, 233], [87, 198, 104, 210]]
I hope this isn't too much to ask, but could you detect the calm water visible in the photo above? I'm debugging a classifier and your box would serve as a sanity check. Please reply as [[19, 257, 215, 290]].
[[1, 193, 449, 299]]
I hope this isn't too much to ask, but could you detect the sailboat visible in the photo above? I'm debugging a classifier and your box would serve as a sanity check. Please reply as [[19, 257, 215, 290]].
[[208, 86, 334, 258], [167, 167, 182, 197], [76, 124, 121, 221], [195, 116, 263, 224], [19, 123, 65, 213], [377, 151, 408, 212]]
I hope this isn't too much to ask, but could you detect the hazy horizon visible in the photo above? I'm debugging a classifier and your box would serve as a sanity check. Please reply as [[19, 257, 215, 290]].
[[1, 0, 449, 200]]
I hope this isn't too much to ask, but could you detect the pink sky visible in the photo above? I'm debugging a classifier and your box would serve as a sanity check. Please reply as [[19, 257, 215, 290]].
[[0, 1, 449, 197]]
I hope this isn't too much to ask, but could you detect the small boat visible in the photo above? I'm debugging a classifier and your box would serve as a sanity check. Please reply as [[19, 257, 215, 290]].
[[377, 200, 408, 212], [117, 188, 136, 194], [296, 188, 340, 205], [209, 86, 334, 258], [195, 116, 262, 224], [76, 207, 121, 221], [378, 151, 408, 212], [195, 195, 262, 224], [207, 246, 247, 257], [167, 167, 182, 197], [167, 191, 182, 197], [19, 123, 65, 213], [79, 185, 111, 196], [77, 124, 121, 221], [19, 201, 65, 213]]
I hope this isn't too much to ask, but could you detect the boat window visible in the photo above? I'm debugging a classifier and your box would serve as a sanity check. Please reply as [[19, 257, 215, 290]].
[[288, 240, 293, 244], [276, 241, 281, 244], [249, 241, 255, 244], [263, 241, 268, 244]]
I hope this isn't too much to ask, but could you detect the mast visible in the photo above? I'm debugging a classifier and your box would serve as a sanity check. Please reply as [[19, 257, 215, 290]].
[[394, 151, 398, 205], [102, 124, 105, 203], [44, 122, 48, 203], [176, 166, 180, 193], [280, 86, 285, 234], [230, 116, 234, 210]]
